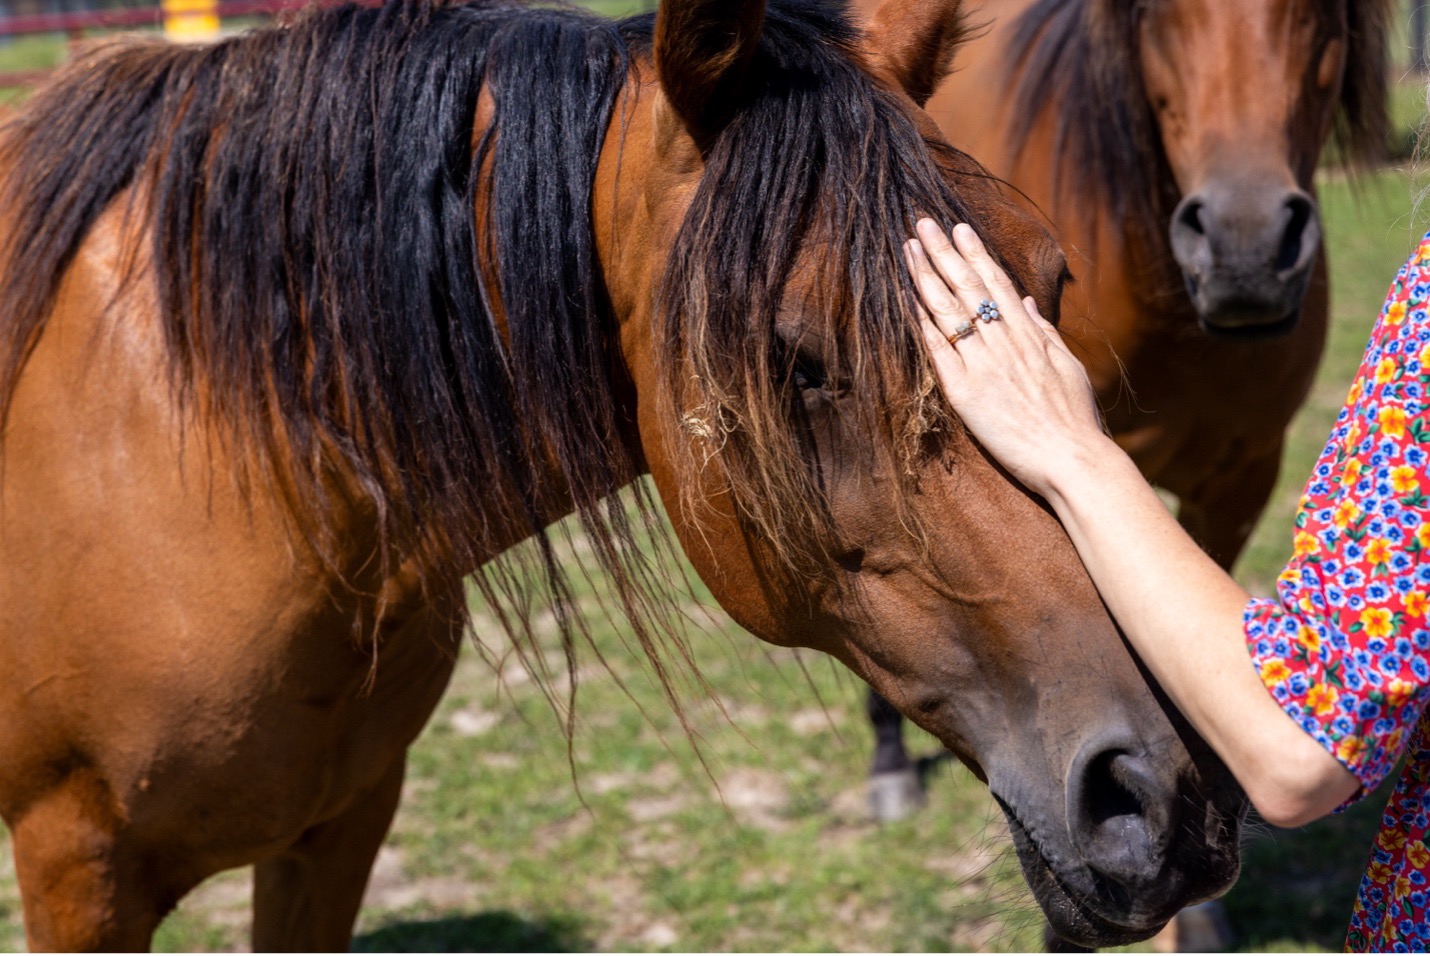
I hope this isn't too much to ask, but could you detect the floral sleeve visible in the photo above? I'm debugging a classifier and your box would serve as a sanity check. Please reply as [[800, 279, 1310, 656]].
[[1244, 234, 1430, 799]]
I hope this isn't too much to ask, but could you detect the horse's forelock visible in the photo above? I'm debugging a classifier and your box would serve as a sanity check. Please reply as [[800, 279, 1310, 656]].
[[655, 4, 980, 581]]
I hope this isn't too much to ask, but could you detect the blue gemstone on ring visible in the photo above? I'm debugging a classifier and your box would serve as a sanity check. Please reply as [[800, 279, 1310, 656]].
[[977, 299, 1001, 322]]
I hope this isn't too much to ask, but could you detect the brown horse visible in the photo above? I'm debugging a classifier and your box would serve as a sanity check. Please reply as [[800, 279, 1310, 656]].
[[0, 0, 1244, 949], [855, 0, 1390, 820]]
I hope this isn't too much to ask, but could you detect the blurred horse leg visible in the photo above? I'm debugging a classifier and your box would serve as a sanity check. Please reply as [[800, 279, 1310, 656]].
[[252, 756, 407, 952], [866, 687, 925, 822], [1173, 446, 1283, 573]]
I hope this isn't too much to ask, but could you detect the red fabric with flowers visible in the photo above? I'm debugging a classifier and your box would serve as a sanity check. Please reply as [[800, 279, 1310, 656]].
[[1245, 233, 1430, 951]]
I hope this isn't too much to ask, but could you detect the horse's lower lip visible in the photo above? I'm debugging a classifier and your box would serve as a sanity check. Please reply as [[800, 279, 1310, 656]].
[[995, 795, 1172, 948], [1197, 307, 1301, 340]]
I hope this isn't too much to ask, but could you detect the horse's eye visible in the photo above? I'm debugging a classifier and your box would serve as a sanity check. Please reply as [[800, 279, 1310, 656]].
[[792, 355, 827, 391]]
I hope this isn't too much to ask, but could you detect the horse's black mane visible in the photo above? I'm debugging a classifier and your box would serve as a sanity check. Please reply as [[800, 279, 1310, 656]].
[[1005, 0, 1391, 242], [0, 0, 983, 679]]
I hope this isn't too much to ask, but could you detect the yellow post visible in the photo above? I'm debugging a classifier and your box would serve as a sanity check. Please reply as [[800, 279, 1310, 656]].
[[162, 0, 220, 41]]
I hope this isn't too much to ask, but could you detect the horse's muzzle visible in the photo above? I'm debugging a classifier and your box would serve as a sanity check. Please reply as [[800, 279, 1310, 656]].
[[991, 731, 1245, 948], [1170, 183, 1321, 339]]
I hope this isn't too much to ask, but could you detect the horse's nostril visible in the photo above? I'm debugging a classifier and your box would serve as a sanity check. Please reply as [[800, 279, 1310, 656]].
[[1069, 745, 1176, 888], [1275, 192, 1317, 274], [1168, 195, 1211, 277], [1086, 750, 1147, 827], [1176, 197, 1206, 236]]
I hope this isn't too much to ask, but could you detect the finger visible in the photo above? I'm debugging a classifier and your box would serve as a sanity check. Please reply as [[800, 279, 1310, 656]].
[[949, 223, 1041, 342], [915, 219, 998, 315], [905, 238, 977, 344], [1024, 297, 1061, 340], [920, 315, 966, 367]]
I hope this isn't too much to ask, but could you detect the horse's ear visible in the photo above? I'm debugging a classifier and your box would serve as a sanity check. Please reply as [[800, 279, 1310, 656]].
[[860, 0, 971, 107], [653, 0, 766, 152]]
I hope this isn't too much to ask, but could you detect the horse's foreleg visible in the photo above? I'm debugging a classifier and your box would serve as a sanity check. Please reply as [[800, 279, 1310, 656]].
[[1172, 445, 1283, 572], [251, 756, 407, 952], [10, 770, 172, 951], [865, 687, 925, 822]]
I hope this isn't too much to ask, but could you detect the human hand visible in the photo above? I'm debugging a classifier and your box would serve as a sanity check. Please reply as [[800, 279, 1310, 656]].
[[906, 219, 1109, 498]]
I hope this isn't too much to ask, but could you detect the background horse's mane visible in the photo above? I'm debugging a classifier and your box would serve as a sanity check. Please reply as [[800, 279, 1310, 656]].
[[0, 0, 988, 680], [1004, 0, 1391, 244]]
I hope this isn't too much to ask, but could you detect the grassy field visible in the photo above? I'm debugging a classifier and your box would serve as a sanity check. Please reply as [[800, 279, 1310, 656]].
[[0, 7, 1428, 956]]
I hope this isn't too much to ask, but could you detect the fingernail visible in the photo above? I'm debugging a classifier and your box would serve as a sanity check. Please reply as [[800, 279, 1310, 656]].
[[908, 238, 925, 258], [952, 223, 980, 246]]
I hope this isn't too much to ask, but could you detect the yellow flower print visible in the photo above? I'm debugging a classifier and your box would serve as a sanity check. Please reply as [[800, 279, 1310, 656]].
[[1379, 405, 1409, 439], [1348, 380, 1365, 410], [1306, 682, 1336, 716], [1388, 300, 1409, 326], [1260, 659, 1291, 684], [1387, 727, 1406, 756], [1397, 874, 1414, 900], [1376, 357, 1398, 385], [1387, 678, 1417, 708], [1407, 590, 1429, 618], [1361, 607, 1394, 638], [1298, 624, 1322, 656], [1407, 841, 1430, 870], [1418, 522, 1430, 551], [1380, 828, 1409, 851], [1338, 736, 1369, 765], [1421, 341, 1430, 370], [1293, 531, 1322, 558], [1368, 860, 1393, 884], [1392, 464, 1421, 495], [1366, 538, 1393, 566], [1334, 498, 1361, 527], [1341, 457, 1363, 488]]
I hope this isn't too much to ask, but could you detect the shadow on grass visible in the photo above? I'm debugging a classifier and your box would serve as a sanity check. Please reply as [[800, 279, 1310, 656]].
[[354, 910, 591, 953], [1222, 777, 1393, 952]]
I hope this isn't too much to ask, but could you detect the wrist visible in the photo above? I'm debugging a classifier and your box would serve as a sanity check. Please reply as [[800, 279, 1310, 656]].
[[1028, 432, 1135, 508]]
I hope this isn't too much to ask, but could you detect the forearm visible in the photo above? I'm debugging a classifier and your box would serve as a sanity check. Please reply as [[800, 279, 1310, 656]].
[[1041, 434, 1360, 826]]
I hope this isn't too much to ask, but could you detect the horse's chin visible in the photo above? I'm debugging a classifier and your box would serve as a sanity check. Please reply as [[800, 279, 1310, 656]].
[[996, 797, 1181, 949], [1195, 305, 1301, 341]]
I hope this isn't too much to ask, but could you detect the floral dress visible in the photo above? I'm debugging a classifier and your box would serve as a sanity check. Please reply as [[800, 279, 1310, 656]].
[[1245, 231, 1430, 952]]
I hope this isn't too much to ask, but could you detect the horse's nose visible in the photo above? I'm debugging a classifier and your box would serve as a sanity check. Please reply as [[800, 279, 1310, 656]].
[[1066, 740, 1179, 891], [1169, 183, 1321, 335]]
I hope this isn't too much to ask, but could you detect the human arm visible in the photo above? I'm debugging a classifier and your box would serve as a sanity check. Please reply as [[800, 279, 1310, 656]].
[[907, 219, 1360, 826]]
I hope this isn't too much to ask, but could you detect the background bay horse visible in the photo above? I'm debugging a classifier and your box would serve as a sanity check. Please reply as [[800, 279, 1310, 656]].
[[0, 0, 1245, 949], [854, 0, 1391, 824]]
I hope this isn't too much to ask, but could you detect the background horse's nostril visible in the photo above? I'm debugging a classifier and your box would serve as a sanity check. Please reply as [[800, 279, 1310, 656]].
[[1276, 192, 1317, 274], [1169, 195, 1212, 278], [1175, 196, 1206, 237]]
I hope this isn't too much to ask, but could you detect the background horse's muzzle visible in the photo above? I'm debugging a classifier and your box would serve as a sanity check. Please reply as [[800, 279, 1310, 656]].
[[1170, 181, 1321, 337]]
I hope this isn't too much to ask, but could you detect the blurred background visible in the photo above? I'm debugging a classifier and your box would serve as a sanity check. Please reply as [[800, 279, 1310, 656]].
[[0, 0, 1426, 951]]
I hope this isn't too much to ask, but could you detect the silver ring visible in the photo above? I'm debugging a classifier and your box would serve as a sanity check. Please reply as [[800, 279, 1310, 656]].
[[947, 321, 977, 343], [977, 299, 1002, 322]]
